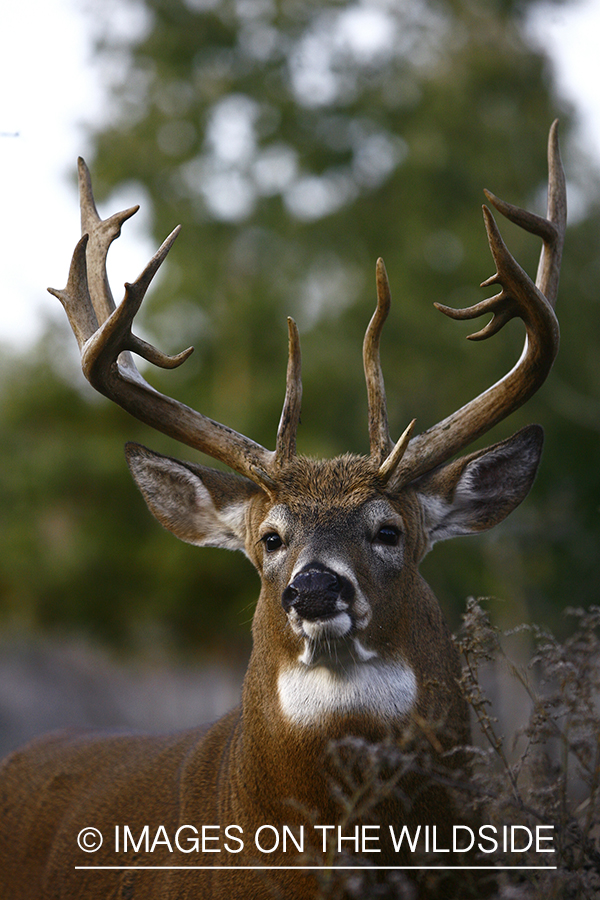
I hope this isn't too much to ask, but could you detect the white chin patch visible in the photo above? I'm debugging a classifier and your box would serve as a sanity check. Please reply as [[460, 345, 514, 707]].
[[277, 660, 417, 727], [301, 613, 352, 641]]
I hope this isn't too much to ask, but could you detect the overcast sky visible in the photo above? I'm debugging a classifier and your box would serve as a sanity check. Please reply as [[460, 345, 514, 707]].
[[1, 0, 600, 350]]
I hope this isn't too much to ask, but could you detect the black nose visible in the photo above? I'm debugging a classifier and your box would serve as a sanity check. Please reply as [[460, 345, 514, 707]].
[[282, 564, 351, 621]]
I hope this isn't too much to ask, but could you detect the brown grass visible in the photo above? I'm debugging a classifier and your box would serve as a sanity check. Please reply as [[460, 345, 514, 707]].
[[313, 601, 600, 899]]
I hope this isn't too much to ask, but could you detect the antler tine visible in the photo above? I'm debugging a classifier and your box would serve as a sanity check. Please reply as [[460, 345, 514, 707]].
[[78, 157, 187, 382], [385, 121, 565, 489], [50, 160, 277, 492], [484, 119, 566, 308], [378, 418, 416, 485], [81, 225, 195, 384], [275, 318, 302, 466], [363, 258, 394, 465], [78, 157, 139, 324]]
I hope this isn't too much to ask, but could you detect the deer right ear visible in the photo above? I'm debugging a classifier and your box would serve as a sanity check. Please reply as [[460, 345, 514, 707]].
[[125, 443, 262, 553]]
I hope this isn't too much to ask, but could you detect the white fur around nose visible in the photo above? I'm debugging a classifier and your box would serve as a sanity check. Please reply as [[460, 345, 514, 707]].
[[277, 660, 417, 727]]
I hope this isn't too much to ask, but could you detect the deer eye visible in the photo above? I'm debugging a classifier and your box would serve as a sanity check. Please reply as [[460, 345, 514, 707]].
[[263, 532, 284, 553], [375, 525, 401, 547]]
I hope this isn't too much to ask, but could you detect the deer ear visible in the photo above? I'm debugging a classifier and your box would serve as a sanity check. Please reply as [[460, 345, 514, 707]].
[[415, 425, 543, 549], [125, 443, 262, 553]]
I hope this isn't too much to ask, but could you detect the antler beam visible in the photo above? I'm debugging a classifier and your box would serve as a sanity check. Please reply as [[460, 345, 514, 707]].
[[49, 158, 303, 491], [378, 120, 565, 488]]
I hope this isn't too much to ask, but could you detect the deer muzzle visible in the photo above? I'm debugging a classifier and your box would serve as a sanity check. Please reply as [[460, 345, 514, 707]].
[[282, 564, 354, 622]]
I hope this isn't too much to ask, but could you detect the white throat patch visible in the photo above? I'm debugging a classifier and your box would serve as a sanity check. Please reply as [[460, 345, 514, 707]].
[[277, 659, 417, 727]]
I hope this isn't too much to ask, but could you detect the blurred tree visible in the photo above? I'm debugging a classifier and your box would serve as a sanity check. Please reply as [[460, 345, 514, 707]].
[[1, 0, 598, 651]]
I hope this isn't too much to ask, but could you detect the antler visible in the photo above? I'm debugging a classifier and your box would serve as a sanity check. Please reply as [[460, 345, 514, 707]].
[[52, 121, 564, 493], [371, 120, 565, 488], [49, 158, 303, 491], [363, 261, 416, 479]]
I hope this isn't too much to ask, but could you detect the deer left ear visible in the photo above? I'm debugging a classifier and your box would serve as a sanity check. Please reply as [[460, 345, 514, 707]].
[[415, 424, 544, 548]]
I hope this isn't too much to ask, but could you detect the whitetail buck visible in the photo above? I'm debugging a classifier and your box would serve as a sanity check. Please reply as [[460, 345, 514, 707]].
[[0, 123, 564, 899]]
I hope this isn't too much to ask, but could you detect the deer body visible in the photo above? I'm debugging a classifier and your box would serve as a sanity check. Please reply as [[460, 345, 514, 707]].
[[0, 443, 540, 898], [0, 125, 565, 899]]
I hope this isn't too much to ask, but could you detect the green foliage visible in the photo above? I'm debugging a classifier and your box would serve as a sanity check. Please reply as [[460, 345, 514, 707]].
[[1, 0, 598, 648]]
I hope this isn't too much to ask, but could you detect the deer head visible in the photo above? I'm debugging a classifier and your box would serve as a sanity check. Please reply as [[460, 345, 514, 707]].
[[49, 123, 564, 747]]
